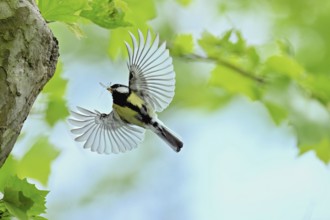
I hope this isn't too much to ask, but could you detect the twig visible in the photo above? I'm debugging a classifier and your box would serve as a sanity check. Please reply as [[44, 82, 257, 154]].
[[181, 53, 266, 84]]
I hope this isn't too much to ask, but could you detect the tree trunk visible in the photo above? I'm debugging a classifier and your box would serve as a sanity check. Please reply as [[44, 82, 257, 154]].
[[0, 0, 59, 167]]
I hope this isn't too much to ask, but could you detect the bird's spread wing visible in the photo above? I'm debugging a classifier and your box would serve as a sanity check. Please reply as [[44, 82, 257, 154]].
[[125, 30, 175, 112], [68, 107, 145, 154]]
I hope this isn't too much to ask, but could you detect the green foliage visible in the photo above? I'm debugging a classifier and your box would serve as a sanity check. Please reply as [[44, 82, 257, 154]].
[[17, 138, 60, 186], [124, 0, 156, 25], [301, 74, 330, 105], [266, 0, 330, 73], [196, 31, 264, 100], [300, 139, 330, 164], [0, 157, 17, 191], [199, 30, 246, 57], [80, 0, 131, 29], [107, 0, 156, 59], [263, 102, 287, 125], [172, 34, 194, 56], [37, 0, 89, 23], [0, 176, 48, 220], [43, 62, 69, 126], [210, 65, 259, 100], [108, 27, 152, 60], [264, 55, 304, 79], [174, 29, 330, 163], [37, 0, 156, 34], [108, 28, 136, 60], [198, 31, 225, 58], [176, 0, 192, 6], [198, 30, 260, 72], [37, 0, 131, 34], [172, 58, 233, 110], [0, 138, 59, 186], [45, 98, 69, 126], [0, 136, 59, 219]]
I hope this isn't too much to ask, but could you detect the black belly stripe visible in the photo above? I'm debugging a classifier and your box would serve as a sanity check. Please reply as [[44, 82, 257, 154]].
[[141, 113, 152, 124], [152, 121, 158, 127]]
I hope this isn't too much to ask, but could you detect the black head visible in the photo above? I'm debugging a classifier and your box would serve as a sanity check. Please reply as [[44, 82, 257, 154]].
[[107, 84, 129, 95], [107, 84, 130, 105]]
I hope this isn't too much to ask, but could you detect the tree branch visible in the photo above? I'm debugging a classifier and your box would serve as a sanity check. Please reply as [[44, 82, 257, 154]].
[[181, 53, 266, 84], [0, 0, 59, 167]]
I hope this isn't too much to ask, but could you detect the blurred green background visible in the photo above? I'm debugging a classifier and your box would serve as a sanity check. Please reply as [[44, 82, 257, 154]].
[[1, 0, 330, 219]]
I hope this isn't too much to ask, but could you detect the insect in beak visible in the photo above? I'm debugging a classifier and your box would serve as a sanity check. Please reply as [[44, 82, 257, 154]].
[[100, 82, 112, 93]]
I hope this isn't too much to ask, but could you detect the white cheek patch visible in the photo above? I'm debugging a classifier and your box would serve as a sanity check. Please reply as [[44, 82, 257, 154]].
[[116, 86, 129, 93]]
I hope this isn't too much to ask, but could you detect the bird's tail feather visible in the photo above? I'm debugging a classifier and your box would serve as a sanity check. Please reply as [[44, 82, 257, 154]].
[[149, 119, 183, 152]]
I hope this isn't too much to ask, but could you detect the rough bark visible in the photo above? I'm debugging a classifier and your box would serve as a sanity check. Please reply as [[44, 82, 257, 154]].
[[0, 0, 59, 167]]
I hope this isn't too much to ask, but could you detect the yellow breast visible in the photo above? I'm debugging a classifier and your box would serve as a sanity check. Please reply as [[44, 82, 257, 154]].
[[127, 92, 144, 108], [113, 104, 145, 128]]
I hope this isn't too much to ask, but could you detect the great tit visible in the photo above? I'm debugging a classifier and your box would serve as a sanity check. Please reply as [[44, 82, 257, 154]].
[[68, 30, 183, 154]]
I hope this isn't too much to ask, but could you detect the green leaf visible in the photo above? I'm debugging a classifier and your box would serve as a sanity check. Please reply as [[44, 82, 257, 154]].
[[45, 97, 69, 126], [276, 39, 294, 56], [292, 109, 330, 163], [176, 0, 192, 6], [198, 31, 223, 58], [124, 0, 156, 25], [265, 55, 304, 79], [171, 60, 232, 110], [107, 0, 156, 59], [246, 47, 260, 70], [198, 30, 259, 71], [43, 62, 69, 126], [264, 101, 288, 125], [0, 201, 11, 219], [80, 0, 131, 29], [198, 30, 247, 58], [1, 176, 48, 219], [17, 137, 60, 186], [300, 139, 330, 164], [301, 74, 330, 105], [108, 27, 152, 60], [174, 82, 232, 110], [108, 28, 128, 60], [38, 0, 89, 23], [43, 62, 66, 97], [0, 156, 18, 192], [172, 34, 194, 56], [210, 65, 259, 99], [3, 188, 31, 220]]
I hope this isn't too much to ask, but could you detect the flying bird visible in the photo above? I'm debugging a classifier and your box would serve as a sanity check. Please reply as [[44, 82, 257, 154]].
[[68, 29, 183, 154]]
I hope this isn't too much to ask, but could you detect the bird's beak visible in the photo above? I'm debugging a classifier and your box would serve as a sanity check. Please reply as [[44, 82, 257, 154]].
[[107, 87, 112, 93]]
